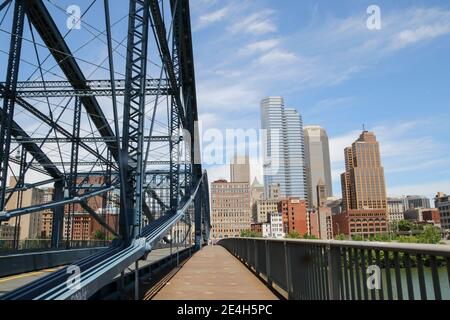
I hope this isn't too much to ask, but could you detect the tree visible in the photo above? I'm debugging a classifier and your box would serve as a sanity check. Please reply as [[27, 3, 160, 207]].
[[335, 234, 347, 241], [302, 233, 318, 240], [351, 235, 364, 241], [417, 225, 442, 244], [240, 230, 262, 238], [397, 220, 414, 232], [92, 230, 106, 240], [285, 231, 301, 239]]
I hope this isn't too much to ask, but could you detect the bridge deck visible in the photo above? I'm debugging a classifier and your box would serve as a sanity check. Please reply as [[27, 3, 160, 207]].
[[152, 246, 278, 300]]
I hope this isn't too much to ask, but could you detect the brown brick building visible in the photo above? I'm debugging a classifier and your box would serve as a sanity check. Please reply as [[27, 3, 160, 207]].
[[278, 198, 308, 235], [335, 131, 388, 238]]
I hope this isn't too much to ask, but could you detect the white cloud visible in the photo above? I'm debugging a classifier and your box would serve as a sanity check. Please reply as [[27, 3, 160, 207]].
[[194, 6, 232, 30], [257, 49, 298, 65], [239, 39, 280, 55], [229, 10, 277, 35], [197, 82, 260, 112]]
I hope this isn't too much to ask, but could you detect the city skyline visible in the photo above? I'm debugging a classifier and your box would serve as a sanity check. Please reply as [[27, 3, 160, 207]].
[[193, 1, 450, 201]]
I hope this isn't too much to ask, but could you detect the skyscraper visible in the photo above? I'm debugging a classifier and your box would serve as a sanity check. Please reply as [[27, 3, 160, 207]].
[[334, 131, 388, 238], [260, 97, 307, 201], [230, 154, 250, 183], [304, 126, 333, 208]]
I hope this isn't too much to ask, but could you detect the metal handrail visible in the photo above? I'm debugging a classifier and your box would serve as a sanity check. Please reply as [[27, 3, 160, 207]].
[[237, 237, 450, 257], [220, 237, 450, 300]]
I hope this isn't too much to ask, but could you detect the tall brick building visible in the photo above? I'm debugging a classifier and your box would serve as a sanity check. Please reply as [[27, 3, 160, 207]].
[[278, 198, 308, 235], [334, 131, 388, 238]]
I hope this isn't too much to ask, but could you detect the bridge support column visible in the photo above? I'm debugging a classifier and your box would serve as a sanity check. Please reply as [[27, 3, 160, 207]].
[[51, 181, 64, 248], [194, 183, 202, 250], [134, 261, 139, 300]]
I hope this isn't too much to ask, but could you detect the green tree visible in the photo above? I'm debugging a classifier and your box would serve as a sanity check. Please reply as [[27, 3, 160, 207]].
[[240, 230, 262, 238], [302, 233, 318, 240], [351, 235, 364, 241], [335, 234, 347, 241], [397, 220, 414, 232], [92, 230, 106, 240], [417, 225, 442, 244], [285, 231, 301, 239]]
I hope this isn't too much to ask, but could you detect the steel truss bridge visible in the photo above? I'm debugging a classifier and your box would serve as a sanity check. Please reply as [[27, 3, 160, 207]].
[[0, 0, 210, 300]]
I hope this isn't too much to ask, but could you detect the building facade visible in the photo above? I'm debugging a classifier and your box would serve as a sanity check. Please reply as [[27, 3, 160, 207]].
[[269, 212, 285, 239], [336, 131, 388, 238], [250, 178, 264, 223], [210, 180, 252, 240], [255, 199, 279, 223], [261, 96, 307, 201], [435, 192, 450, 231], [404, 195, 431, 210], [278, 198, 308, 235], [387, 197, 405, 222], [230, 155, 250, 183], [0, 224, 16, 240], [6, 177, 45, 240], [317, 207, 333, 240], [304, 126, 333, 209]]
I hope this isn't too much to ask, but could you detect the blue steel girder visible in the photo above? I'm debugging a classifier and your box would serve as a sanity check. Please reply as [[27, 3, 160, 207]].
[[24, 0, 120, 163], [121, 0, 151, 241]]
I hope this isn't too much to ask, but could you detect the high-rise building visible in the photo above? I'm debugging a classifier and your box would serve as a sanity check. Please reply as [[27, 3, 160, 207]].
[[5, 177, 45, 240], [387, 197, 405, 222], [304, 126, 333, 208], [230, 155, 250, 183], [39, 187, 54, 239], [404, 195, 431, 210], [334, 131, 388, 238], [62, 175, 119, 241], [250, 178, 264, 222], [435, 192, 450, 231], [210, 180, 252, 240], [261, 96, 307, 201], [267, 183, 281, 200]]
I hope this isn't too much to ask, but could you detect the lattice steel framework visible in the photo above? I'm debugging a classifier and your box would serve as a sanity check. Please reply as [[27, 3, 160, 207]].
[[0, 0, 210, 257]]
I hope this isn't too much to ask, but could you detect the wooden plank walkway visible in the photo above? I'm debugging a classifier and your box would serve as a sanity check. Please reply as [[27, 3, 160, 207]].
[[151, 245, 278, 300]]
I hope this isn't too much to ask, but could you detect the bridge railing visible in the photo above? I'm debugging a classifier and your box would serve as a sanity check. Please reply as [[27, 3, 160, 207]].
[[218, 238, 450, 300], [0, 239, 111, 255]]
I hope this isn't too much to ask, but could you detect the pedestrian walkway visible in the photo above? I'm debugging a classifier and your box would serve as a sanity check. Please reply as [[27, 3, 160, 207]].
[[152, 245, 278, 300]]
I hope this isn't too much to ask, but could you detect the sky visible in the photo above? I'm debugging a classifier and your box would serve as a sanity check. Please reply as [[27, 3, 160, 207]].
[[189, 0, 450, 201], [0, 0, 449, 203]]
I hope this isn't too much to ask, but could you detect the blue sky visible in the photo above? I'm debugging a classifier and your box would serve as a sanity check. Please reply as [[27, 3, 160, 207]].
[[0, 0, 449, 202], [189, 0, 450, 201]]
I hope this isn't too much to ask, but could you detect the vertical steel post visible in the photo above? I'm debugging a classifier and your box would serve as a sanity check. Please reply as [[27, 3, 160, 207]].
[[327, 245, 341, 300], [51, 181, 64, 248], [121, 0, 150, 241], [0, 0, 25, 210], [134, 261, 139, 300]]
